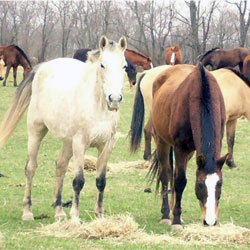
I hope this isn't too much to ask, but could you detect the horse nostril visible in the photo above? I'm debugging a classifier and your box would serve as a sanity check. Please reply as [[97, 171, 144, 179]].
[[203, 220, 209, 226], [108, 94, 112, 102], [119, 95, 123, 102]]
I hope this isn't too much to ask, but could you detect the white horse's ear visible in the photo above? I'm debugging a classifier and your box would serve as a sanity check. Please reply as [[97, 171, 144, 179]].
[[99, 36, 109, 51], [119, 36, 127, 51]]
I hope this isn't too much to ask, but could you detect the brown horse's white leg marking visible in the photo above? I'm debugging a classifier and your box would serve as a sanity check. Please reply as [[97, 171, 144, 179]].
[[53, 141, 73, 221], [22, 123, 48, 221]]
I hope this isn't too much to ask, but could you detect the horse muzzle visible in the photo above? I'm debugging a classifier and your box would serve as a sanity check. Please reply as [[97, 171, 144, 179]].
[[107, 94, 123, 111], [203, 219, 217, 226]]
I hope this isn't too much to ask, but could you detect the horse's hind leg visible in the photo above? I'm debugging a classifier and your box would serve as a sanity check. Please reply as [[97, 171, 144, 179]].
[[22, 123, 48, 221], [95, 137, 116, 218], [226, 119, 237, 169], [13, 66, 18, 87], [156, 140, 172, 225], [70, 134, 86, 222], [171, 147, 189, 231], [144, 117, 153, 160], [53, 141, 72, 221]]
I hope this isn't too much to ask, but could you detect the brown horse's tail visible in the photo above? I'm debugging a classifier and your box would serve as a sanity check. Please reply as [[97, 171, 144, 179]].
[[0, 71, 35, 148]]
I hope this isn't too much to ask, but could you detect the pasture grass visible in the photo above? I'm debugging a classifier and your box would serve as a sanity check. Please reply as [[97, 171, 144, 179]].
[[0, 68, 249, 249]]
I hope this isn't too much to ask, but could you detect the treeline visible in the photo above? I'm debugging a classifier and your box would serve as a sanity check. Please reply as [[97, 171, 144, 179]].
[[0, 0, 249, 65]]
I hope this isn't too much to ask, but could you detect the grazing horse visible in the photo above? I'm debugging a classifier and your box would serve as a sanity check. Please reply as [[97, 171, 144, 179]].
[[130, 63, 227, 229], [73, 48, 137, 87], [199, 47, 249, 72], [0, 36, 127, 222], [134, 64, 250, 169], [125, 49, 153, 71], [243, 54, 250, 80], [0, 56, 4, 81], [165, 46, 182, 65], [0, 44, 32, 87]]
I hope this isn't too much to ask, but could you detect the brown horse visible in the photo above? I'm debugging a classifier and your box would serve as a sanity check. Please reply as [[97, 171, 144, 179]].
[[165, 45, 182, 65], [125, 49, 153, 71], [130, 63, 227, 229], [0, 44, 32, 87], [0, 55, 4, 81], [134, 64, 250, 170], [199, 47, 249, 72], [243, 54, 250, 80]]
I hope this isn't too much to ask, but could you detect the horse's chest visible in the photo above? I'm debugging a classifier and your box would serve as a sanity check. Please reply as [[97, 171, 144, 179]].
[[88, 117, 118, 147]]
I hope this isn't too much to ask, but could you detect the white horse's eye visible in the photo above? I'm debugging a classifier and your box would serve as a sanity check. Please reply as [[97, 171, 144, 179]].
[[101, 64, 105, 69]]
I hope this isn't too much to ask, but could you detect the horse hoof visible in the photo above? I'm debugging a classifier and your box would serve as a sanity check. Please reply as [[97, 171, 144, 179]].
[[22, 212, 34, 221], [144, 188, 152, 193], [55, 213, 67, 221], [71, 217, 81, 225], [160, 219, 171, 225], [95, 212, 104, 219], [171, 224, 183, 232]]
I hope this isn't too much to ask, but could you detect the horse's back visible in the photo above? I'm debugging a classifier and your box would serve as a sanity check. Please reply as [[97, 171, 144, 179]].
[[140, 65, 172, 111]]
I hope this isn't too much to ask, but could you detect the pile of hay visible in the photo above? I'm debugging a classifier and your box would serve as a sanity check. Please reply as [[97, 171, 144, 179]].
[[36, 215, 250, 246], [36, 214, 139, 239]]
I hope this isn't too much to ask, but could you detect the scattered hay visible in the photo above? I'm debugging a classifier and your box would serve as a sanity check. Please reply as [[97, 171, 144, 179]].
[[36, 215, 250, 246], [67, 155, 151, 173], [0, 232, 4, 249]]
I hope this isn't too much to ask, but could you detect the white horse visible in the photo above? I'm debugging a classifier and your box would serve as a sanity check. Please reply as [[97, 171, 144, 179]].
[[0, 36, 127, 222]]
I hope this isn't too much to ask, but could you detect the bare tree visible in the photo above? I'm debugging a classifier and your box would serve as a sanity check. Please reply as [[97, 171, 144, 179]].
[[0, 2, 9, 45], [227, 0, 250, 47]]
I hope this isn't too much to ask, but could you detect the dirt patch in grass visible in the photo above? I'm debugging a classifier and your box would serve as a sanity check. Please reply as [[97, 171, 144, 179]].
[[36, 215, 250, 247]]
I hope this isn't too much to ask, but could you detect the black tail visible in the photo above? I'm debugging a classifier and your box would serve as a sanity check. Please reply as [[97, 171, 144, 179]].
[[129, 73, 146, 153], [247, 60, 250, 80], [198, 62, 215, 174]]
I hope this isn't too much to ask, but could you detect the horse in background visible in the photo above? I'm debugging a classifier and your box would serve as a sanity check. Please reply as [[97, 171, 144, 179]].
[[130, 63, 227, 229], [0, 45, 32, 87], [199, 47, 249, 72], [165, 46, 182, 65], [73, 48, 137, 87], [243, 54, 250, 80], [125, 49, 153, 71], [0, 55, 4, 81], [0, 36, 127, 222]]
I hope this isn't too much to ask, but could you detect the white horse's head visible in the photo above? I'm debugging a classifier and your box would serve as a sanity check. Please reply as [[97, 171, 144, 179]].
[[97, 36, 127, 111]]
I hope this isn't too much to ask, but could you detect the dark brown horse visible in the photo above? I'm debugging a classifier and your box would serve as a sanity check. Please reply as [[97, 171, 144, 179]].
[[125, 49, 153, 71], [243, 54, 250, 80], [73, 48, 137, 87], [130, 63, 227, 230], [199, 47, 249, 72], [165, 45, 182, 65], [0, 44, 32, 87]]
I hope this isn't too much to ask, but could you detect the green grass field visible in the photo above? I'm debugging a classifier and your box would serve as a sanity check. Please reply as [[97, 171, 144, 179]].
[[0, 68, 249, 249]]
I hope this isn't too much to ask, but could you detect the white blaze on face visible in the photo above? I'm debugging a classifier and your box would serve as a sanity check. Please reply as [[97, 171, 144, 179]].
[[170, 52, 176, 64], [205, 173, 219, 226]]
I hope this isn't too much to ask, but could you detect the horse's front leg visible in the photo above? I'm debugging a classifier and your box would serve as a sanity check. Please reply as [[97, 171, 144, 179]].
[[171, 147, 189, 231], [70, 135, 86, 223], [226, 119, 237, 169], [53, 141, 72, 221], [95, 137, 115, 218], [2, 65, 11, 87]]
